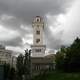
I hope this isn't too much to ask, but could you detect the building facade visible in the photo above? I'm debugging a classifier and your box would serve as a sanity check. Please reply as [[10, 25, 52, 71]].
[[0, 44, 16, 67], [31, 16, 55, 75], [31, 16, 46, 57]]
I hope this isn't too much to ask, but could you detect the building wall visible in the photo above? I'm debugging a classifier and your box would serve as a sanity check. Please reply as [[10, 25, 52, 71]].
[[31, 16, 46, 57], [31, 56, 55, 76], [0, 48, 16, 68], [31, 45, 46, 57], [33, 25, 44, 45], [0, 49, 12, 64]]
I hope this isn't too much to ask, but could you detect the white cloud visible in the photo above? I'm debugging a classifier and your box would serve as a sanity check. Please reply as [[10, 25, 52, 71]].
[[22, 34, 33, 45], [61, 0, 80, 45], [1, 14, 15, 21], [45, 0, 80, 49], [6, 46, 25, 54], [47, 0, 80, 46], [0, 25, 20, 41]]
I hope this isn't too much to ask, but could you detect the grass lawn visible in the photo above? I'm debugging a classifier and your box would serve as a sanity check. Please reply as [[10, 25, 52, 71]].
[[32, 71, 80, 80]]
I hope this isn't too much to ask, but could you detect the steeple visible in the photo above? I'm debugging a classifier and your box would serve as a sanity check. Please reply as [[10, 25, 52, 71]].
[[31, 16, 46, 57]]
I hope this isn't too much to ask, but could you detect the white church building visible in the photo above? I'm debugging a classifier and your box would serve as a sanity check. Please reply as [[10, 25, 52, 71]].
[[31, 16, 55, 74]]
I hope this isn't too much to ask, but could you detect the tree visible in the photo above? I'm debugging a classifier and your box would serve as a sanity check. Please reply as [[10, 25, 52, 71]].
[[55, 46, 67, 70], [4, 63, 16, 80], [56, 37, 80, 72], [4, 63, 10, 80], [24, 49, 31, 80], [8, 67, 16, 80], [64, 37, 80, 72], [16, 54, 24, 80], [16, 49, 32, 80]]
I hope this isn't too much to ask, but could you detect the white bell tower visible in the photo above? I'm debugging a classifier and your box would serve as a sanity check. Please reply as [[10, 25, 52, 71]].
[[31, 16, 46, 57]]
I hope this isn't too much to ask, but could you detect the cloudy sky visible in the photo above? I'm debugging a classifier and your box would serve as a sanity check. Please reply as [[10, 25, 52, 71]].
[[0, 0, 80, 54]]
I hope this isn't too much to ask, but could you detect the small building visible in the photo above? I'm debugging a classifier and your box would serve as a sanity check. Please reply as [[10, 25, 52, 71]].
[[0, 44, 16, 68], [0, 45, 12, 65], [31, 54, 55, 73]]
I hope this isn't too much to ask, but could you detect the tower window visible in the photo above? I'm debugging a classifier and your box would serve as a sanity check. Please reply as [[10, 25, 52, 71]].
[[36, 17, 41, 22], [36, 30, 40, 34], [36, 39, 40, 43], [37, 18, 39, 22], [35, 49, 41, 52]]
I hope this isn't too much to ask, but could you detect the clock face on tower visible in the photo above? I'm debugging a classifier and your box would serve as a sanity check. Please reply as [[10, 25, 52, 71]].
[[35, 16, 41, 22]]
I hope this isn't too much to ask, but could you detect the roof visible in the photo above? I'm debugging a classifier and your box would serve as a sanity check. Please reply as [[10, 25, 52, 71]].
[[45, 54, 55, 58], [31, 57, 55, 64]]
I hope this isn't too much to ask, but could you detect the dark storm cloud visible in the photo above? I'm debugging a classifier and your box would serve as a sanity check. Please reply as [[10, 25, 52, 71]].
[[1, 17, 21, 30], [0, 37, 22, 47], [0, 0, 73, 50], [44, 26, 63, 49], [0, 0, 71, 25]]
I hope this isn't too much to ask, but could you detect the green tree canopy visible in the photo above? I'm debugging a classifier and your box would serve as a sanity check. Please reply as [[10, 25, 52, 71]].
[[16, 54, 24, 80], [56, 37, 80, 72]]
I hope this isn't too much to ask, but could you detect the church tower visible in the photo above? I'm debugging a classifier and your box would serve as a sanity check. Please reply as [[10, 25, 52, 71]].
[[31, 16, 46, 57]]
